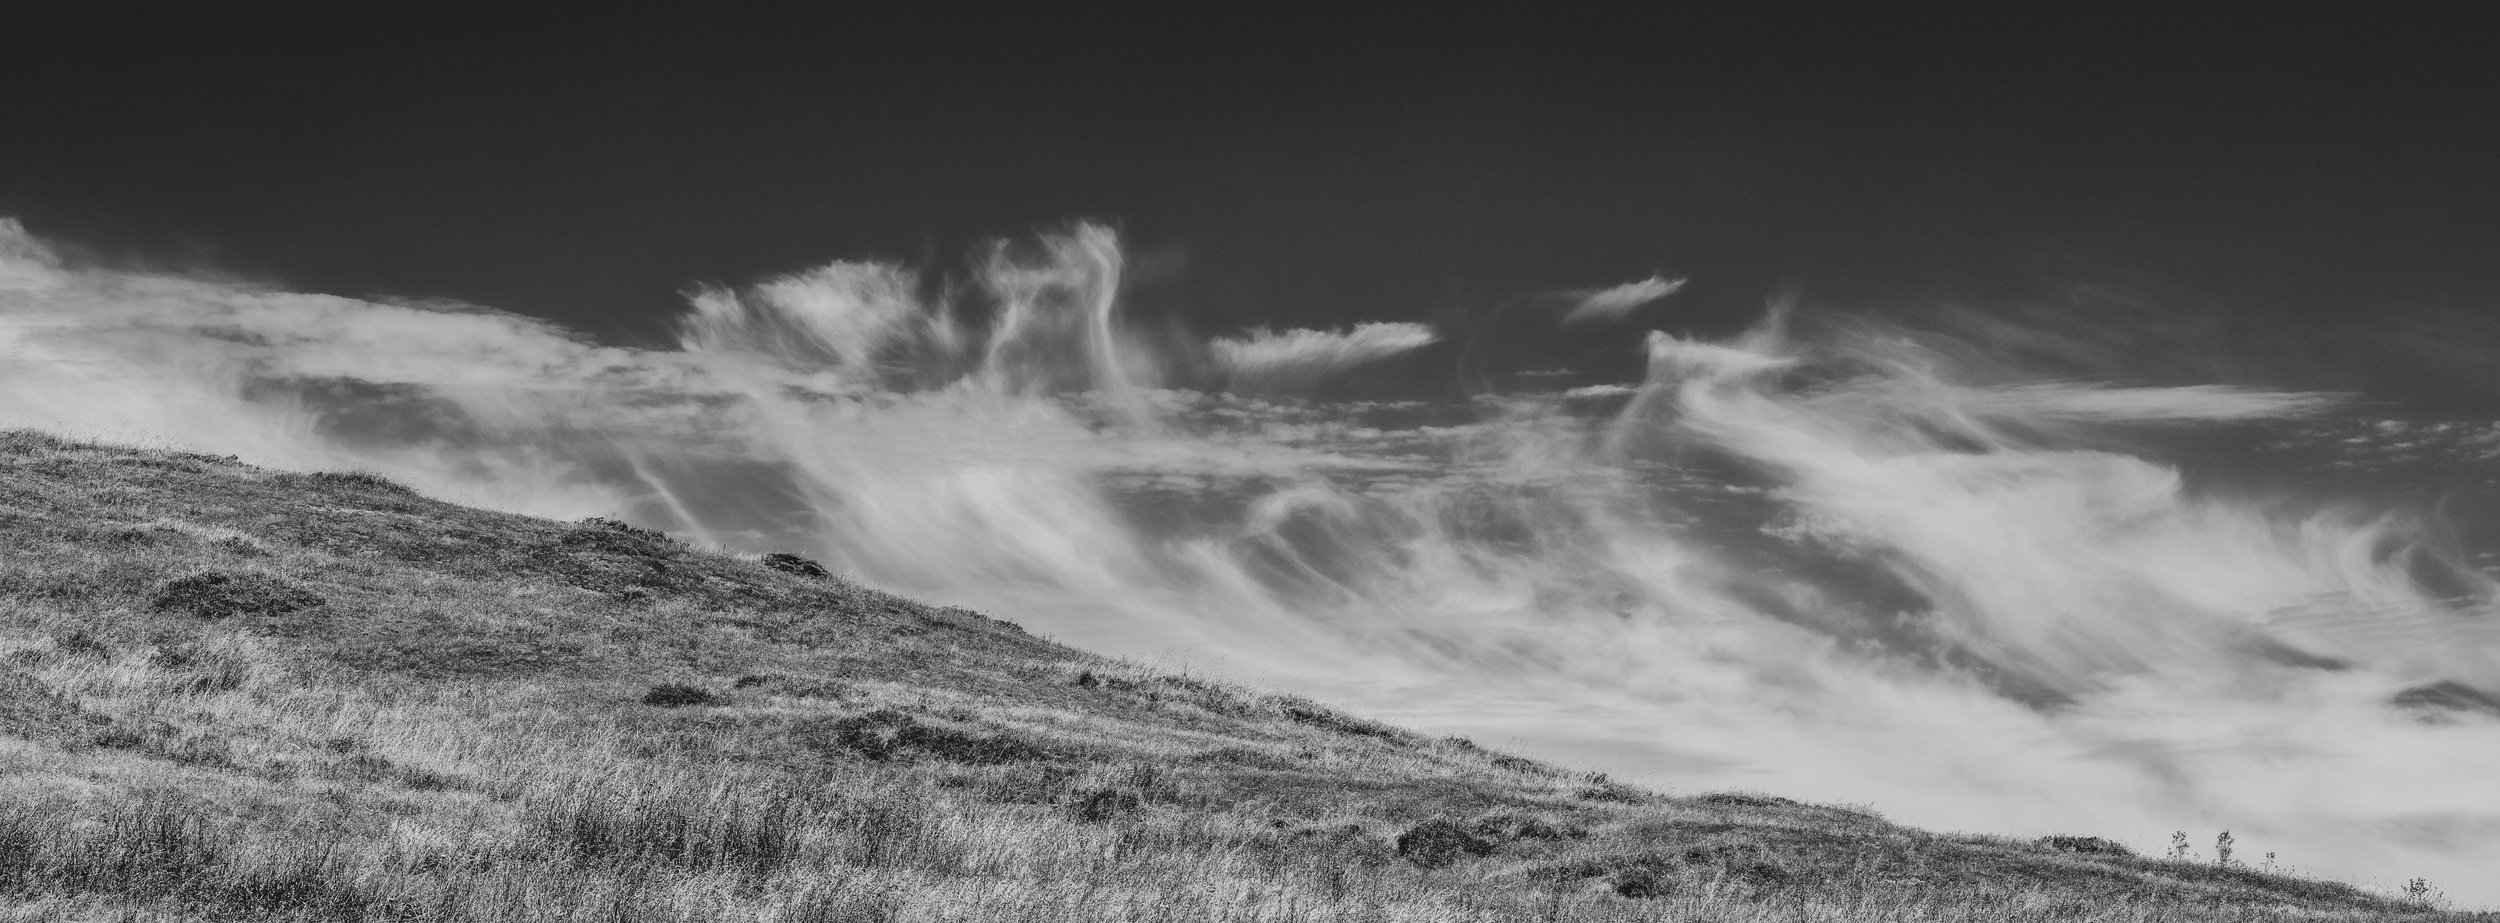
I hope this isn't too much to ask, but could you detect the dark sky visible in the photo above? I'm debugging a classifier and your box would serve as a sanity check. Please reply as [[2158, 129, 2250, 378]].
[[7, 8, 2497, 348]]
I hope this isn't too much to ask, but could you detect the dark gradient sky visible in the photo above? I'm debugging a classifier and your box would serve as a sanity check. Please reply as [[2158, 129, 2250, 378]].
[[7, 8, 2497, 351]]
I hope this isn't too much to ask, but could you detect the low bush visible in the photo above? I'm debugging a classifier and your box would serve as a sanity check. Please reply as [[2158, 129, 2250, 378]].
[[2037, 835, 2134, 857], [812, 709, 1053, 765], [641, 684, 727, 708], [1395, 819, 1495, 869], [299, 470, 418, 497], [150, 572, 324, 621], [558, 518, 680, 560], [1575, 783, 1646, 804], [1189, 746, 1301, 771], [1698, 792, 1800, 809], [1070, 788, 1141, 823], [1488, 754, 1549, 775], [1614, 859, 1676, 898], [761, 553, 829, 578], [1470, 813, 1584, 843]]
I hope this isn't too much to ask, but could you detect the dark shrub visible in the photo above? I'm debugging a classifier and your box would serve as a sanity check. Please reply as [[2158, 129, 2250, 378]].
[[1576, 783, 1646, 804], [1472, 813, 1584, 842], [1071, 788, 1141, 823], [1396, 819, 1495, 869], [560, 518, 679, 557], [1190, 746, 1300, 771], [1280, 700, 1401, 741], [87, 725, 146, 750], [1072, 670, 1101, 688], [732, 674, 771, 689], [1614, 861, 1676, 898], [900, 724, 1051, 765], [1681, 845, 1792, 887], [816, 709, 1052, 764], [642, 684, 727, 708], [1489, 755, 1548, 775], [580, 517, 667, 539], [303, 470, 417, 497], [1698, 792, 1800, 809], [944, 607, 1021, 633], [151, 572, 324, 621], [338, 753, 395, 782], [1563, 848, 1781, 898], [762, 553, 829, 578], [2037, 835, 2134, 857], [394, 765, 457, 791], [824, 709, 917, 761]]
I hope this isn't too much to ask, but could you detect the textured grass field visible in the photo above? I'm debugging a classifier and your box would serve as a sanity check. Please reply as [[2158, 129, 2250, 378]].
[[0, 429, 2477, 921]]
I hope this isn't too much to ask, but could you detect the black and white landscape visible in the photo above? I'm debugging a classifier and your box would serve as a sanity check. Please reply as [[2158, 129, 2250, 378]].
[[5, 9, 2498, 918]]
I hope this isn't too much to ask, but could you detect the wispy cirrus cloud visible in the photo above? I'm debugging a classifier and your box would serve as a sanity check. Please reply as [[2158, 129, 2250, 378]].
[[1208, 322, 1438, 392], [1561, 274, 1685, 324]]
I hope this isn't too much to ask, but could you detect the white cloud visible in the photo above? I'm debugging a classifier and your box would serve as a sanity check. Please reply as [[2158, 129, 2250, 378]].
[[1208, 322, 1438, 393], [1562, 274, 1685, 324], [1563, 384, 1637, 398]]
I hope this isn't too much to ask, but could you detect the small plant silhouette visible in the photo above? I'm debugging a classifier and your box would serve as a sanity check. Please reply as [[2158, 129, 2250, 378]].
[[761, 552, 828, 578], [2036, 835, 2131, 857], [1395, 819, 1495, 869], [2402, 877, 2441, 908], [2167, 831, 2191, 861], [2214, 830, 2234, 867]]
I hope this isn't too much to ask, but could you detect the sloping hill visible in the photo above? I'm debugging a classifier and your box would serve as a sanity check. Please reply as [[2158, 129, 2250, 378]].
[[0, 430, 2467, 921]]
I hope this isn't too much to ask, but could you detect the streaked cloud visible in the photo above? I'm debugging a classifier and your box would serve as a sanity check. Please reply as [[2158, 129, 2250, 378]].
[[1208, 322, 1438, 392], [1562, 274, 1685, 324]]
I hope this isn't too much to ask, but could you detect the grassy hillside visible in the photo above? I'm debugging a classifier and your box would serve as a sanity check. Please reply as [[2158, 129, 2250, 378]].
[[0, 429, 2475, 922]]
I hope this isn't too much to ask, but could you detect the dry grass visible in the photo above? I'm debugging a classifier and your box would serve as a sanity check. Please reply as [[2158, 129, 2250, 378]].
[[0, 429, 2482, 922]]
